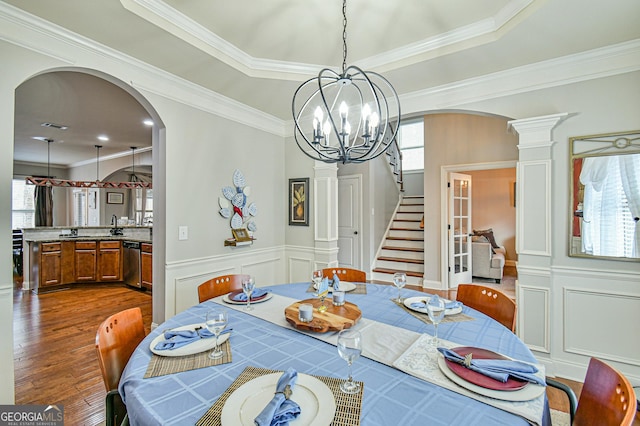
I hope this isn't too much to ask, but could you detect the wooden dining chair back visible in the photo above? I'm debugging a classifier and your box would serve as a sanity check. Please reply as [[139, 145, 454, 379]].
[[321, 267, 366, 282], [95, 307, 146, 426], [547, 357, 637, 426], [455, 284, 516, 332], [198, 274, 251, 303]]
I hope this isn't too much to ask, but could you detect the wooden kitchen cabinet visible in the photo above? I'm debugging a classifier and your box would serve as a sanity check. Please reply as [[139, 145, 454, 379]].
[[40, 242, 62, 287], [141, 243, 152, 290], [75, 241, 97, 282], [98, 240, 122, 281]]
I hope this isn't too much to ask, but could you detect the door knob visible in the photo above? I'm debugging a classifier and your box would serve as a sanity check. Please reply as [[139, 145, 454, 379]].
[[354, 231, 358, 235]]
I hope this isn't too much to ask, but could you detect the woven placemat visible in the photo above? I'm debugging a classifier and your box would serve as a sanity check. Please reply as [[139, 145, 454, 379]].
[[393, 300, 475, 324], [306, 283, 368, 295], [144, 340, 232, 378], [196, 366, 364, 426]]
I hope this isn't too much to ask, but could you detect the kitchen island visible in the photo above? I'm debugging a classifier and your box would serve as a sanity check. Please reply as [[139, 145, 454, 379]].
[[22, 226, 152, 294]]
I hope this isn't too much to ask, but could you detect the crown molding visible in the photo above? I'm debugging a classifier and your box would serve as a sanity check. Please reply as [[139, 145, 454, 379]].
[[122, 0, 538, 77], [0, 1, 286, 137]]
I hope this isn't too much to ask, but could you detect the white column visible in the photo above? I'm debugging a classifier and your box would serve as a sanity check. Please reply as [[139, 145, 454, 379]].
[[507, 113, 567, 355], [313, 161, 339, 269]]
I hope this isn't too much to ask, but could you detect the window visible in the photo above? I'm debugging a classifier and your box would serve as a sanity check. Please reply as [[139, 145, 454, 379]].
[[12, 179, 35, 229], [398, 119, 424, 171]]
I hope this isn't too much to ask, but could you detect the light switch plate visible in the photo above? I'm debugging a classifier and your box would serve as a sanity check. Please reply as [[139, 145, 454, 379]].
[[178, 226, 188, 240]]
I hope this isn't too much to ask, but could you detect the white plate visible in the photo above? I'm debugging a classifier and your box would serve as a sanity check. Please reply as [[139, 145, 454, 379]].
[[437, 354, 546, 402], [313, 281, 357, 293], [221, 372, 336, 425], [403, 296, 463, 316], [150, 323, 230, 357], [222, 292, 274, 305]]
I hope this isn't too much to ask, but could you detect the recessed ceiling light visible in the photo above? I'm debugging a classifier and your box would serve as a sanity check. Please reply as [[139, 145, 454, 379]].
[[143, 119, 154, 126], [97, 135, 109, 141]]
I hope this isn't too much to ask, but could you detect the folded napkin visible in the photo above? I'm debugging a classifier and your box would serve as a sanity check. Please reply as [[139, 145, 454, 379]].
[[231, 288, 268, 302], [315, 277, 329, 295], [254, 367, 301, 426], [437, 347, 546, 386], [154, 328, 230, 351], [410, 299, 463, 310], [332, 274, 340, 291]]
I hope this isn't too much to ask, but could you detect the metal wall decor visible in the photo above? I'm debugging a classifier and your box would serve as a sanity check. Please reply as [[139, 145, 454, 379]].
[[219, 169, 258, 233]]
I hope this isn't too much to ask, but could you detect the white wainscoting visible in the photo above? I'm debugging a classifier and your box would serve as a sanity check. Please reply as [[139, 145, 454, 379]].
[[517, 160, 551, 257], [517, 280, 550, 354], [164, 245, 319, 317]]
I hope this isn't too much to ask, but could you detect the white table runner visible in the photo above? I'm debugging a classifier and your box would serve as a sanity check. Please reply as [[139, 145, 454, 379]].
[[214, 293, 545, 425]]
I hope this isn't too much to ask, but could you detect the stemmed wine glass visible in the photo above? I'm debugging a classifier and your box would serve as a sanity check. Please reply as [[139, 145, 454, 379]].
[[205, 309, 228, 359], [426, 295, 446, 347], [312, 270, 327, 313], [337, 329, 362, 394], [241, 276, 255, 311], [392, 272, 406, 302]]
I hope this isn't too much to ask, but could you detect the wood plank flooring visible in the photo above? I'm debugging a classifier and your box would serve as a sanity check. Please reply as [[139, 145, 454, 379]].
[[12, 275, 638, 425]]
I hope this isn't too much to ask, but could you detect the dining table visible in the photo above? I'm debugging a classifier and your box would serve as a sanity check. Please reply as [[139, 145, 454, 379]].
[[119, 282, 551, 425]]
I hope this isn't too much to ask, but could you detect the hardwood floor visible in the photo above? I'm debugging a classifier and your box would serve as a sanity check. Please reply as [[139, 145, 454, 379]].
[[12, 274, 638, 425], [13, 280, 152, 426]]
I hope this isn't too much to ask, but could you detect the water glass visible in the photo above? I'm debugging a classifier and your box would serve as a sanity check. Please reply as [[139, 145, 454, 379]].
[[241, 276, 255, 311], [337, 329, 362, 394], [392, 272, 406, 302], [426, 295, 446, 347], [205, 309, 228, 359]]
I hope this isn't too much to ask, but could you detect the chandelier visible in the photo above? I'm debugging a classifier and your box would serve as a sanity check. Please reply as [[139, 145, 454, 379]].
[[292, 0, 401, 164]]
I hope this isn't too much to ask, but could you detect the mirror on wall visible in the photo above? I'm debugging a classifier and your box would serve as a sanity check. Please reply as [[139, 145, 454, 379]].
[[569, 130, 640, 261]]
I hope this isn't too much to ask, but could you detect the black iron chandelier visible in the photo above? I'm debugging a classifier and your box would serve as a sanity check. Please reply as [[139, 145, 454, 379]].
[[292, 0, 401, 164]]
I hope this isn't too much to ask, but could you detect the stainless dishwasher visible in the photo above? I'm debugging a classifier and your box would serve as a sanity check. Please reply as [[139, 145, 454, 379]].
[[123, 241, 141, 288]]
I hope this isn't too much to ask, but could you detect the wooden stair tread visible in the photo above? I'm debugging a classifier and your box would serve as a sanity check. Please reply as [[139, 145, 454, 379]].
[[394, 219, 421, 222], [372, 268, 423, 278], [382, 246, 424, 252], [386, 236, 424, 242], [390, 227, 424, 231], [377, 256, 424, 264]]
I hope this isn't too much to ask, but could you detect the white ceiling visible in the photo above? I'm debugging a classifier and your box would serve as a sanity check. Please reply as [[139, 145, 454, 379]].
[[7, 0, 640, 166]]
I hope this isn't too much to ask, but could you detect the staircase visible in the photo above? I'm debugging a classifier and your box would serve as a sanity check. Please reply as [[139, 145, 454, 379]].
[[372, 195, 424, 286]]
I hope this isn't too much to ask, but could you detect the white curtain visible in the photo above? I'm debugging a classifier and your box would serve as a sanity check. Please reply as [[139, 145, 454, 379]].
[[580, 155, 639, 257], [619, 153, 640, 256]]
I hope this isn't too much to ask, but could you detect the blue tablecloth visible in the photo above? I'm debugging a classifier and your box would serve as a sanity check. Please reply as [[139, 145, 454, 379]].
[[120, 283, 550, 425]]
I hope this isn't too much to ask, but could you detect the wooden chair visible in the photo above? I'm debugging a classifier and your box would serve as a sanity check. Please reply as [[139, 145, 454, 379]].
[[321, 267, 366, 282], [547, 357, 637, 426], [197, 274, 251, 303], [455, 284, 516, 332], [95, 307, 146, 426]]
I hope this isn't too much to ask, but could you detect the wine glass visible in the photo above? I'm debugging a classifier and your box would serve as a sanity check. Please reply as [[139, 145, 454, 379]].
[[337, 329, 362, 394], [241, 276, 255, 311], [312, 270, 327, 312], [205, 309, 228, 359], [392, 272, 406, 302], [426, 295, 446, 347]]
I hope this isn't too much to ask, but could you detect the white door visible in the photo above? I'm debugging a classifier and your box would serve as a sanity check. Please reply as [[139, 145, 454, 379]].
[[337, 175, 362, 269], [448, 172, 472, 287]]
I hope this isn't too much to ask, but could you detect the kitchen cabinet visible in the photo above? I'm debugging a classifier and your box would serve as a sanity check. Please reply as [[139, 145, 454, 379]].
[[141, 243, 152, 290], [40, 242, 62, 286], [75, 241, 97, 282], [98, 241, 122, 282]]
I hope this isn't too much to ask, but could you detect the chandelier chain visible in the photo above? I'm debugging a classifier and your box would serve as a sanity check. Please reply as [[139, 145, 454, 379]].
[[342, 0, 347, 74]]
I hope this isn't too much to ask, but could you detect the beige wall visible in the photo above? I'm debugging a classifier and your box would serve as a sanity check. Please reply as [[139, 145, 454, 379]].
[[464, 168, 517, 263]]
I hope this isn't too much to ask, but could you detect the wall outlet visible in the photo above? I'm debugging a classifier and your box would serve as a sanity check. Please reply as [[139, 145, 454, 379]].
[[178, 226, 188, 240]]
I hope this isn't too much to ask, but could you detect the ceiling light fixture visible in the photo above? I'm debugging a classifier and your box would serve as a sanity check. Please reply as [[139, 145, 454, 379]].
[[292, 0, 401, 164], [98, 135, 109, 142], [143, 119, 154, 126]]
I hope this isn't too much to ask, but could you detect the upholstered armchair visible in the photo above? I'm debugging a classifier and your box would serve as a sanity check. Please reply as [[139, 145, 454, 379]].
[[471, 242, 505, 283]]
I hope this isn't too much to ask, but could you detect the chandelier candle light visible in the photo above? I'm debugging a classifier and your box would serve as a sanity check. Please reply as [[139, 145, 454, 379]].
[[292, 0, 401, 164]]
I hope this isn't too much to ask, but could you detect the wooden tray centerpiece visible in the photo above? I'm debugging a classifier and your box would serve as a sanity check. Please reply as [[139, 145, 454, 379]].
[[284, 298, 362, 333]]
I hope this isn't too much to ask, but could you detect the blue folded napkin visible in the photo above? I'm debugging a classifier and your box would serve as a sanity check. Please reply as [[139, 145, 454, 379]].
[[410, 299, 463, 310], [437, 347, 546, 386], [332, 274, 340, 291], [232, 287, 268, 302], [254, 367, 301, 426], [315, 277, 329, 295], [154, 328, 229, 351]]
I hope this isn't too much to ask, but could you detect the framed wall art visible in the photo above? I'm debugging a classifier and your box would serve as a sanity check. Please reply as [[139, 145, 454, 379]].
[[289, 178, 309, 226], [107, 192, 124, 204]]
